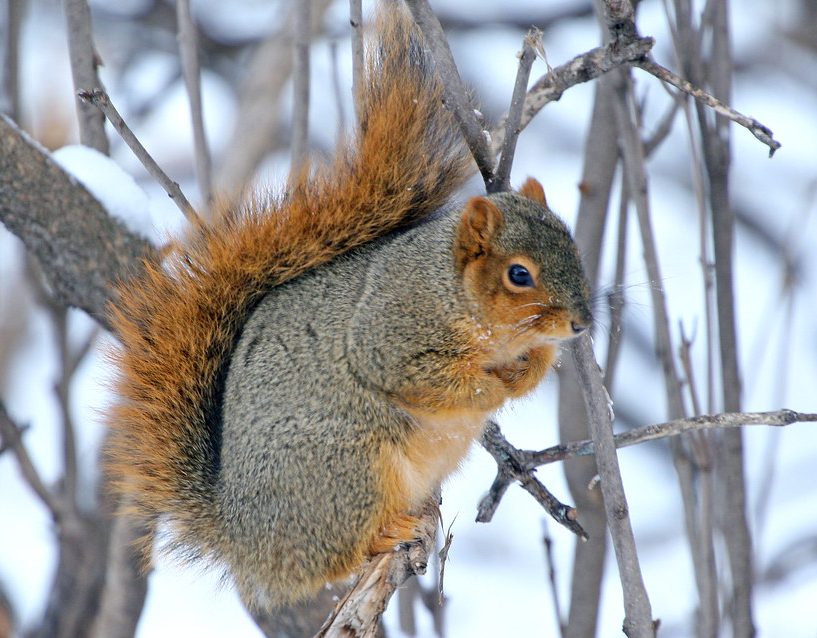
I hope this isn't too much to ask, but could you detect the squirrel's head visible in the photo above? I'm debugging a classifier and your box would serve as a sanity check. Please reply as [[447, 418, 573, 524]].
[[453, 178, 592, 353]]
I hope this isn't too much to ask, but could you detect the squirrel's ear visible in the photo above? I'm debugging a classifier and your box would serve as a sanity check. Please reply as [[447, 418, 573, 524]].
[[519, 177, 548, 208], [454, 196, 504, 272]]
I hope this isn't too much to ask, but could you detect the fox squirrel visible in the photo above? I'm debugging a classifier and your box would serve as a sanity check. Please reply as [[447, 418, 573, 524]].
[[107, 6, 591, 609]]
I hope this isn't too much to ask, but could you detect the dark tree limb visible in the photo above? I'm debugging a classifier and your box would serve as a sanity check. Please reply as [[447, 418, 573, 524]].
[[0, 115, 155, 329]]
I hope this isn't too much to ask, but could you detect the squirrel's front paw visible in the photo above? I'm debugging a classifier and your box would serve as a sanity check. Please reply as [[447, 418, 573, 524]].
[[367, 513, 422, 555]]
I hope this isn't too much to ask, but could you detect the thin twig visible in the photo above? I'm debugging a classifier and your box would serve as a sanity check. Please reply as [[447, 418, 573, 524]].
[[0, 402, 63, 520], [54, 308, 79, 517], [290, 0, 311, 176], [602, 168, 630, 392], [642, 99, 680, 156], [489, 35, 655, 157], [526, 409, 816, 467], [634, 57, 780, 157], [176, 0, 213, 209], [328, 41, 347, 137], [611, 67, 686, 419], [2, 0, 23, 120], [478, 421, 587, 539], [404, 0, 495, 188], [490, 29, 539, 193], [542, 523, 566, 637], [77, 89, 202, 226], [349, 0, 363, 122], [63, 0, 109, 153]]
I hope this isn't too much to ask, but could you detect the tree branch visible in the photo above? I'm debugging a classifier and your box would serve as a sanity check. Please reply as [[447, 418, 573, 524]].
[[527, 409, 816, 467], [478, 421, 588, 539], [176, 0, 213, 209], [63, 0, 109, 153], [77, 89, 202, 226], [316, 499, 439, 638], [488, 35, 654, 156], [634, 57, 780, 156], [490, 29, 539, 193], [572, 333, 655, 638], [0, 115, 155, 328], [0, 402, 63, 520], [404, 0, 495, 188]]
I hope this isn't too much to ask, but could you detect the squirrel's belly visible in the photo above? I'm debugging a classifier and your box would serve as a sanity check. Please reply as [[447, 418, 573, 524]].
[[393, 407, 488, 508]]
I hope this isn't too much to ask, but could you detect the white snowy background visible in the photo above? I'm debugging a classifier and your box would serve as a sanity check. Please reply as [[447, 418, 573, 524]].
[[1, 0, 815, 636]]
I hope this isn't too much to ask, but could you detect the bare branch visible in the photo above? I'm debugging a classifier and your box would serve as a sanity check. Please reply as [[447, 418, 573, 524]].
[[1, 0, 23, 121], [634, 57, 780, 156], [214, 0, 334, 200], [404, 0, 495, 188], [559, 73, 618, 638], [571, 334, 655, 638], [478, 421, 588, 539], [542, 524, 566, 637], [528, 410, 816, 467], [316, 499, 439, 638], [89, 506, 150, 638], [0, 402, 63, 520], [611, 67, 686, 420], [63, 0, 109, 153], [290, 0, 311, 176], [602, 170, 630, 392], [77, 89, 202, 226], [176, 0, 213, 209], [489, 36, 654, 156], [349, 0, 364, 123], [328, 41, 347, 136], [490, 30, 539, 193]]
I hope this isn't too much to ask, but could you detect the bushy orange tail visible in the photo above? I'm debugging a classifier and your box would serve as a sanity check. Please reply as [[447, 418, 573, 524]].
[[106, 7, 472, 563]]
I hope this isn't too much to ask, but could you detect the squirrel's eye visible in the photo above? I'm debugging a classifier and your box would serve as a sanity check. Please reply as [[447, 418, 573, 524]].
[[507, 264, 534, 288]]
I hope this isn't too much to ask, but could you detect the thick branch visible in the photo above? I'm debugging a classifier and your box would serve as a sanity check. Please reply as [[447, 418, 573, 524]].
[[0, 115, 155, 328]]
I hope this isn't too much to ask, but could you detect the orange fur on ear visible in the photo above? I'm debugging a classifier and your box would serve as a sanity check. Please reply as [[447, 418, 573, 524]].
[[519, 177, 548, 208], [454, 196, 504, 271]]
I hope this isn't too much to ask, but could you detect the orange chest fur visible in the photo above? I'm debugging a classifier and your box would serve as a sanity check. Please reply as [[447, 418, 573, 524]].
[[386, 406, 489, 509]]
